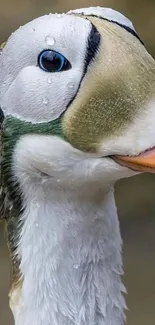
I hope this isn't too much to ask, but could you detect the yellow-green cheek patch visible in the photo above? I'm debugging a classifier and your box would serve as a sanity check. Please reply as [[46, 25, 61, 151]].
[[62, 18, 155, 152], [62, 80, 139, 152]]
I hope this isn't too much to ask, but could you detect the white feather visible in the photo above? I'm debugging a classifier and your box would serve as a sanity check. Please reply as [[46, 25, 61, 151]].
[[68, 7, 136, 32], [0, 14, 91, 123], [11, 135, 129, 325]]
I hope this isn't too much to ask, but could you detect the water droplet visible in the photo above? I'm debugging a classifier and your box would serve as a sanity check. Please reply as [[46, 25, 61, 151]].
[[21, 301, 24, 308], [5, 127, 13, 135], [35, 222, 39, 227], [9, 202, 13, 211], [68, 82, 75, 89], [56, 13, 62, 18], [56, 179, 62, 190], [45, 35, 56, 46], [33, 28, 36, 32], [47, 76, 52, 84], [42, 178, 47, 184], [33, 200, 40, 209], [43, 97, 49, 105], [73, 263, 79, 269]]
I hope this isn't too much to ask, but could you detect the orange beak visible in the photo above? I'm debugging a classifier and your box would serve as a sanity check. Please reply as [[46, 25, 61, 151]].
[[112, 147, 155, 173]]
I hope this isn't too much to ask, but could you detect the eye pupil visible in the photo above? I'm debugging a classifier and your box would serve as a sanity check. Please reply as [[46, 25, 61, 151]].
[[38, 50, 71, 73], [40, 52, 64, 72]]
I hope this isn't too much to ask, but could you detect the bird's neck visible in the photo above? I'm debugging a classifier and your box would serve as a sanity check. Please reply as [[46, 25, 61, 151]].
[[10, 185, 126, 325]]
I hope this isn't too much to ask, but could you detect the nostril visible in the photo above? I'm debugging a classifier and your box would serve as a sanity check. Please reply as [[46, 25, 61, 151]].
[[0, 107, 4, 123]]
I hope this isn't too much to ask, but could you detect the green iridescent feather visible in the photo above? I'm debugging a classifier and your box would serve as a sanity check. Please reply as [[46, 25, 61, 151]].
[[1, 114, 64, 284]]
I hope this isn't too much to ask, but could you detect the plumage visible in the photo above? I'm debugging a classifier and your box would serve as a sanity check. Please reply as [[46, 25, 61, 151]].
[[0, 6, 155, 325]]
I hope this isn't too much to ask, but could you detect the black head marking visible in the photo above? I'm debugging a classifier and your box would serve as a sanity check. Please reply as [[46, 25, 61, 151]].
[[83, 21, 101, 74], [66, 22, 101, 109], [88, 14, 144, 45]]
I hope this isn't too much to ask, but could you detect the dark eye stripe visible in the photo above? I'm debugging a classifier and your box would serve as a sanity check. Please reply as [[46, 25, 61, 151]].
[[113, 20, 144, 44], [65, 22, 101, 109], [88, 14, 144, 45], [83, 22, 101, 74]]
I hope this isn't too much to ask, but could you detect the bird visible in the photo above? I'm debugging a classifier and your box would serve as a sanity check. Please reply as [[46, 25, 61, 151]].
[[0, 6, 155, 325]]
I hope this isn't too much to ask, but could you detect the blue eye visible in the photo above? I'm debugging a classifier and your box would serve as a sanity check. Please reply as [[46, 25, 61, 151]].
[[38, 50, 71, 73]]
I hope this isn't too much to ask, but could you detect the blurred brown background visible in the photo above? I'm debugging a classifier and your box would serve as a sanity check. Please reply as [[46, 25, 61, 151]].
[[0, 0, 155, 324]]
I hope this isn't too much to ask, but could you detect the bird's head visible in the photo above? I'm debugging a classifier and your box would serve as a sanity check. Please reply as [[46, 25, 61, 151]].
[[1, 7, 155, 196], [1, 8, 155, 316]]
